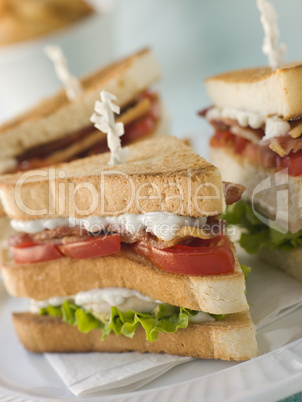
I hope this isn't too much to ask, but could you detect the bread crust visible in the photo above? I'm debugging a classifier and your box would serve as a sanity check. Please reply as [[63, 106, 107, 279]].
[[1, 243, 248, 315], [0, 216, 16, 241], [0, 48, 161, 159], [0, 137, 225, 219], [205, 62, 302, 84], [12, 312, 257, 361], [205, 61, 302, 120]]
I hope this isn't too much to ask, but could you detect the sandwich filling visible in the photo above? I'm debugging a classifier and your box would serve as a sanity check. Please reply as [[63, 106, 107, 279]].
[[201, 107, 302, 254], [200, 106, 302, 177], [8, 211, 238, 276], [5, 91, 161, 174], [31, 287, 225, 343], [224, 200, 302, 254]]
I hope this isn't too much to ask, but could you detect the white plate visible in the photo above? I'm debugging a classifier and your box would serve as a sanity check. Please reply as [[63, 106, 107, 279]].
[[1, 280, 302, 401]]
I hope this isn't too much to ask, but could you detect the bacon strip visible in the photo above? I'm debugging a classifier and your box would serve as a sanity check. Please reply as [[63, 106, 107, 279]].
[[14, 95, 157, 172], [223, 182, 245, 205], [199, 105, 302, 156], [8, 218, 226, 250], [289, 120, 302, 139], [267, 136, 302, 157]]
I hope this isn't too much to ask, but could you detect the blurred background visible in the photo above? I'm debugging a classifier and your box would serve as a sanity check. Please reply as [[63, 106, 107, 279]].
[[1, 0, 302, 157]]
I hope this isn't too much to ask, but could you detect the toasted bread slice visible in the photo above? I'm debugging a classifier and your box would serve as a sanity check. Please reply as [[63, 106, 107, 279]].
[[13, 311, 257, 360], [0, 48, 161, 160], [1, 243, 248, 315], [0, 216, 16, 240], [210, 146, 302, 233], [0, 137, 224, 219], [205, 62, 302, 120]]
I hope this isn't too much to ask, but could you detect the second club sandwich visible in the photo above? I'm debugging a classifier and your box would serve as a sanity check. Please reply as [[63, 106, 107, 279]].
[[0, 136, 257, 361], [0, 48, 165, 175], [0, 48, 167, 234], [201, 62, 302, 281]]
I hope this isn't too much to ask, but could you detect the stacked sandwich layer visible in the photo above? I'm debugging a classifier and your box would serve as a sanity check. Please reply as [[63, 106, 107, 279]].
[[0, 48, 165, 176], [0, 136, 257, 361], [202, 62, 302, 281]]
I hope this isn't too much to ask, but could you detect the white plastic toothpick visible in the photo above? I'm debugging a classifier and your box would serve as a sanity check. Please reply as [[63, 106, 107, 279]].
[[44, 45, 83, 101], [90, 91, 129, 166], [257, 0, 286, 70]]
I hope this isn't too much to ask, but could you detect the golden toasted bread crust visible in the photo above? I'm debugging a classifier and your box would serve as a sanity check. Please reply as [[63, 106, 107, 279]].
[[205, 61, 302, 84], [205, 61, 302, 120], [13, 312, 257, 360], [0, 137, 225, 219], [1, 243, 248, 315]]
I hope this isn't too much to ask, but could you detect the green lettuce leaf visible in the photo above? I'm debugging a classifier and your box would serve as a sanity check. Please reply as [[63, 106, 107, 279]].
[[209, 313, 226, 321], [40, 305, 62, 317], [40, 302, 222, 343], [76, 309, 104, 333], [223, 200, 302, 253], [240, 264, 251, 281], [61, 300, 77, 325], [104, 304, 190, 342]]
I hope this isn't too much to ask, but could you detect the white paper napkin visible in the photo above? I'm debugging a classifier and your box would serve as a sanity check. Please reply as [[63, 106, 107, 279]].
[[45, 352, 191, 397], [239, 250, 302, 355], [239, 250, 302, 330], [45, 250, 302, 397]]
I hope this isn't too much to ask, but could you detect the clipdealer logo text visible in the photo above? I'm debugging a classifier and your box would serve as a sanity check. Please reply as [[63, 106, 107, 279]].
[[251, 168, 289, 234], [13, 167, 223, 218]]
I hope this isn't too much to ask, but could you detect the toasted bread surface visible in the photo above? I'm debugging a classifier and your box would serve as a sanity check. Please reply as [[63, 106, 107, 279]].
[[205, 62, 302, 120], [1, 243, 247, 315], [0, 137, 224, 219], [0, 48, 161, 159], [13, 311, 257, 360], [0, 216, 16, 241]]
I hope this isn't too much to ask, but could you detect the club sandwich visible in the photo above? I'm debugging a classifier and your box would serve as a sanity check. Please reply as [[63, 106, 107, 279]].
[[201, 62, 302, 281], [0, 136, 257, 360]]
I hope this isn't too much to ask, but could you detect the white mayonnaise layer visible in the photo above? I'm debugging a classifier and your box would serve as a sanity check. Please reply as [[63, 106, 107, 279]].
[[11, 213, 207, 242], [77, 289, 160, 315], [30, 296, 73, 313], [29, 287, 215, 323], [206, 106, 290, 140]]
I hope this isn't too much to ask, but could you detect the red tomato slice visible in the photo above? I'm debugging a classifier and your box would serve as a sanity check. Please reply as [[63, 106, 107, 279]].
[[8, 233, 35, 248], [59, 234, 121, 259], [133, 236, 235, 276], [234, 136, 249, 154], [123, 116, 155, 143], [243, 142, 259, 163], [140, 92, 161, 120], [210, 131, 235, 148], [276, 150, 302, 176], [12, 243, 62, 263], [259, 146, 277, 169]]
